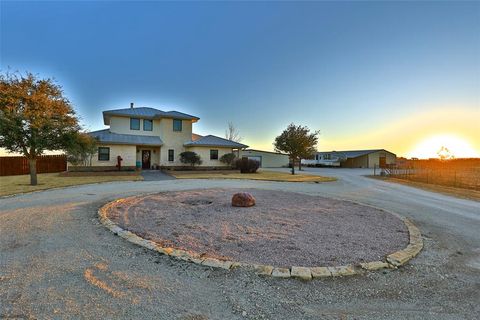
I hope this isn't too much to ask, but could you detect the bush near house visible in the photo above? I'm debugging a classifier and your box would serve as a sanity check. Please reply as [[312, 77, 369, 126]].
[[219, 152, 236, 167], [179, 151, 202, 168], [236, 158, 260, 173]]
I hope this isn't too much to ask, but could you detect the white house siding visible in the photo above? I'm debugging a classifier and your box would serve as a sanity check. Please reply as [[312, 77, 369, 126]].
[[186, 146, 234, 167], [90, 144, 137, 167], [158, 118, 193, 166], [239, 150, 289, 168], [109, 116, 163, 137]]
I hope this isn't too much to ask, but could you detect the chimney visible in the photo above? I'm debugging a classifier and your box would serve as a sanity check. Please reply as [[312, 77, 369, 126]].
[[130, 102, 134, 109]]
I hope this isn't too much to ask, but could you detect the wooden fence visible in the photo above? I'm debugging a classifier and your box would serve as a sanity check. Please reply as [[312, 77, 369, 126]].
[[0, 155, 67, 176]]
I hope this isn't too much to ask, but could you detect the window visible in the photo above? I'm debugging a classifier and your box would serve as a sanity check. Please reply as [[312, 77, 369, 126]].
[[173, 119, 182, 132], [98, 147, 110, 161], [323, 154, 331, 160], [143, 119, 153, 131], [168, 149, 174, 162], [210, 149, 218, 160], [130, 118, 140, 130]]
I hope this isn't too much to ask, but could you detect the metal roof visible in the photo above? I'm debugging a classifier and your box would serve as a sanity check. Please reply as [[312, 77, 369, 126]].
[[184, 135, 248, 148], [316, 149, 395, 159], [102, 107, 199, 125], [242, 149, 289, 156], [89, 129, 163, 146]]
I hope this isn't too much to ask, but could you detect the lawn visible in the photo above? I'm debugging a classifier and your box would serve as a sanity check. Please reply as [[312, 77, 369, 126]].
[[169, 170, 336, 183], [372, 176, 480, 202], [0, 172, 143, 197]]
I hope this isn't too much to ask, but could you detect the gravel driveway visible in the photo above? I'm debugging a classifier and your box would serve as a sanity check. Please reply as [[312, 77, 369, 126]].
[[1, 168, 479, 319]]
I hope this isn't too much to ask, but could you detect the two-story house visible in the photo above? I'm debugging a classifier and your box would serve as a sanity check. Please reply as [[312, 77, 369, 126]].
[[84, 103, 248, 170]]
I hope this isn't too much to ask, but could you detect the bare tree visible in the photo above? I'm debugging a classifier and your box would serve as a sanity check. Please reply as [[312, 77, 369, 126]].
[[225, 122, 242, 142], [437, 146, 454, 160]]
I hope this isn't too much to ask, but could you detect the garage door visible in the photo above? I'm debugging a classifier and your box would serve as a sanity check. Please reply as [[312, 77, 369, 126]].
[[247, 156, 262, 167]]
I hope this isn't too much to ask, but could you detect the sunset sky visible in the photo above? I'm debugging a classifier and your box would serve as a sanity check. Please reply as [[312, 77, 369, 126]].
[[1, 1, 479, 158]]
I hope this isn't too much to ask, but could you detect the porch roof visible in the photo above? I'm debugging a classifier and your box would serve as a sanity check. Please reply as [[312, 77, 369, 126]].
[[89, 129, 163, 146]]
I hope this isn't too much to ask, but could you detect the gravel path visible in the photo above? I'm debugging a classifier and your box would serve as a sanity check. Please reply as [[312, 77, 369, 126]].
[[106, 189, 408, 267], [1, 168, 479, 319]]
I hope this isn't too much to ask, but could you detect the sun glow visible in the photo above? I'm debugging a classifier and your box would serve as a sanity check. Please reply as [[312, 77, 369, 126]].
[[407, 134, 480, 159]]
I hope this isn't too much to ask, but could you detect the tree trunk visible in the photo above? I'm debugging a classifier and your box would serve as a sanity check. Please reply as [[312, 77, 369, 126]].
[[29, 158, 38, 186], [291, 158, 295, 175], [299, 159, 302, 171]]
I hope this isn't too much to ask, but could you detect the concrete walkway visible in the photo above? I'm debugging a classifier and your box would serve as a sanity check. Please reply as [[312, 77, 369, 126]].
[[140, 170, 176, 181], [0, 169, 479, 319]]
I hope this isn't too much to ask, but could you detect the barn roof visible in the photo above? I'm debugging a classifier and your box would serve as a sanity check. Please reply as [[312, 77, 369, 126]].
[[317, 149, 395, 159]]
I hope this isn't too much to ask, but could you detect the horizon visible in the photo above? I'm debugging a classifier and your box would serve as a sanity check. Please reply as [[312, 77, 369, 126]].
[[1, 1, 479, 159]]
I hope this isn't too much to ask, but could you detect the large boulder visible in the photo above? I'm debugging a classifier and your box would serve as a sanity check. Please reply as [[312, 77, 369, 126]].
[[232, 193, 256, 207]]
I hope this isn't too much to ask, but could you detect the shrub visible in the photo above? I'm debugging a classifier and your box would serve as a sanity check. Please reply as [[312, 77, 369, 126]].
[[236, 158, 260, 173], [179, 151, 202, 167], [219, 153, 236, 166]]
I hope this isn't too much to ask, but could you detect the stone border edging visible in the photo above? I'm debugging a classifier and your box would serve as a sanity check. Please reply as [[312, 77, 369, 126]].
[[98, 197, 423, 281]]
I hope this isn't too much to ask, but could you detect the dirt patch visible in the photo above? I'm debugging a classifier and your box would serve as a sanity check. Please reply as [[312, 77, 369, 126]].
[[106, 189, 409, 267]]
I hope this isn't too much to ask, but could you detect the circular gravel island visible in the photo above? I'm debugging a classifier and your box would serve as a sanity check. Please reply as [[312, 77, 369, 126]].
[[104, 188, 410, 268]]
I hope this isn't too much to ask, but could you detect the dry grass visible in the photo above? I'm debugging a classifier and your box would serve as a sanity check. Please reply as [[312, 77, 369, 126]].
[[372, 176, 480, 202], [169, 170, 336, 183], [0, 172, 143, 197]]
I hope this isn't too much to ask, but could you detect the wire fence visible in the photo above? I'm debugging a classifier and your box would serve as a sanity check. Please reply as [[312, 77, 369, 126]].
[[374, 160, 480, 191]]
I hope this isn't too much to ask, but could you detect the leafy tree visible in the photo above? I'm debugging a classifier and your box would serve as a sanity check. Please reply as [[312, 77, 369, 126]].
[[0, 72, 80, 185], [219, 152, 236, 166], [273, 123, 320, 174], [179, 151, 202, 167], [66, 132, 98, 166], [225, 122, 242, 142]]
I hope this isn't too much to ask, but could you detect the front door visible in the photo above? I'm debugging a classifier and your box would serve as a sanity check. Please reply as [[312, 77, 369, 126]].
[[379, 156, 386, 168], [142, 150, 151, 169]]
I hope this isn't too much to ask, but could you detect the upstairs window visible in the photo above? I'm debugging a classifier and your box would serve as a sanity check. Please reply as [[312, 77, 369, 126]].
[[143, 119, 153, 131], [98, 147, 110, 161], [168, 149, 174, 162], [210, 149, 219, 160], [173, 119, 182, 132], [130, 118, 140, 130]]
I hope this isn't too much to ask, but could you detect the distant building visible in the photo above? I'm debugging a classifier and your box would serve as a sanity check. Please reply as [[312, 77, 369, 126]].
[[239, 149, 290, 168], [302, 149, 396, 168]]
